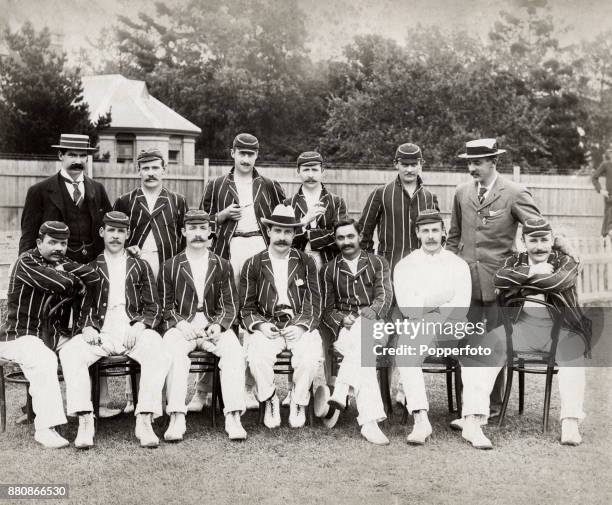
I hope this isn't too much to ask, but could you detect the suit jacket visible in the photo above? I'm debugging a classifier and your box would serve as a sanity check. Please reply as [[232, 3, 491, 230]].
[[113, 187, 188, 265], [320, 250, 393, 336], [358, 175, 439, 272], [19, 172, 112, 260], [446, 175, 541, 303], [494, 250, 591, 345], [199, 168, 286, 259], [80, 253, 161, 331], [0, 249, 99, 342], [240, 248, 320, 332], [284, 185, 347, 265], [158, 251, 238, 332]]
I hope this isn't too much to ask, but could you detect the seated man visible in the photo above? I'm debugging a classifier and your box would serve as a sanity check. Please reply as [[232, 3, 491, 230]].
[[459, 218, 589, 449], [0, 221, 99, 448], [160, 210, 247, 441], [242, 205, 323, 429], [393, 210, 471, 444], [59, 211, 169, 449], [317, 219, 393, 445]]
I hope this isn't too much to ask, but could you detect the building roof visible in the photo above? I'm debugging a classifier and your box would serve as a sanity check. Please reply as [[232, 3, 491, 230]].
[[81, 74, 201, 135]]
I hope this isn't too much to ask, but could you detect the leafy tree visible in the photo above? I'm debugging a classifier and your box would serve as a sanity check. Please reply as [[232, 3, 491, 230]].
[[0, 22, 110, 154]]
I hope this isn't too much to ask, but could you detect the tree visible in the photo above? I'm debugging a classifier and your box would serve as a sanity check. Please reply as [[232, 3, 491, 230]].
[[0, 22, 111, 154]]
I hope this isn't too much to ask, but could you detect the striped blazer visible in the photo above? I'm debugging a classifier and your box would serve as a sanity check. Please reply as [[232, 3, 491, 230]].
[[0, 249, 99, 342], [80, 253, 160, 331], [359, 175, 439, 272], [113, 187, 188, 265], [284, 185, 348, 265], [320, 250, 393, 336], [158, 251, 238, 332], [199, 168, 286, 259], [240, 249, 321, 332]]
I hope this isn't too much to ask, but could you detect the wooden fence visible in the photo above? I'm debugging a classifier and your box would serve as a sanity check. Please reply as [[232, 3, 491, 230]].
[[0, 159, 610, 302]]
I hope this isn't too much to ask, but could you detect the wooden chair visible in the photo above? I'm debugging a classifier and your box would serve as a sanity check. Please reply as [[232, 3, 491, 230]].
[[89, 355, 140, 419], [3, 295, 72, 426], [257, 350, 315, 426], [187, 351, 223, 427], [497, 296, 562, 433], [0, 358, 8, 432]]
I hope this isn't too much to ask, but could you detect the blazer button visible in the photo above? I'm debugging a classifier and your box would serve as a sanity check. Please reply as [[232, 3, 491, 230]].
[[100, 315, 105, 319], [102, 303, 107, 307]]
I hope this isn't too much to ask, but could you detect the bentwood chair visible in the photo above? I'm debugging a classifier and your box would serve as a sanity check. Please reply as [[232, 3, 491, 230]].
[[497, 295, 563, 433], [188, 351, 223, 427]]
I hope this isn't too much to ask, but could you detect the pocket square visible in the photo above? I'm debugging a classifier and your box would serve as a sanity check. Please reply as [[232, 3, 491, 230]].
[[488, 209, 503, 216], [296, 278, 304, 287]]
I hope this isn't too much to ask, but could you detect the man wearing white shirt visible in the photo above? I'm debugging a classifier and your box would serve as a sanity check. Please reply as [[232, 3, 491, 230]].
[[159, 210, 247, 441], [394, 210, 472, 444]]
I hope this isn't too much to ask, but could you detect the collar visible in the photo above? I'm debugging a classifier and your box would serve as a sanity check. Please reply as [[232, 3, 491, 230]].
[[478, 173, 498, 192], [104, 250, 127, 264], [186, 249, 209, 264], [60, 168, 84, 184]]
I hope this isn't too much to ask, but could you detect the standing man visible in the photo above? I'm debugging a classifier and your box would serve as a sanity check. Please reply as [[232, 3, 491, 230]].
[[113, 148, 188, 280], [446, 138, 543, 413], [316, 219, 393, 445], [20, 134, 111, 263], [197, 133, 286, 410], [159, 210, 247, 442], [19, 133, 118, 418], [59, 212, 169, 449], [285, 151, 347, 270], [591, 148, 612, 238], [458, 218, 589, 449], [393, 210, 472, 444], [0, 221, 99, 448], [359, 143, 439, 272], [241, 205, 323, 429]]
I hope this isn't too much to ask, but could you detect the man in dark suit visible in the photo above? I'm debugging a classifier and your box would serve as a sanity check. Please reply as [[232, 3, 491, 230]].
[[591, 149, 612, 237], [241, 205, 322, 429], [59, 212, 169, 449], [1, 221, 99, 448], [285, 151, 347, 270], [159, 210, 247, 442], [113, 148, 188, 280], [19, 133, 118, 418], [20, 134, 111, 263]]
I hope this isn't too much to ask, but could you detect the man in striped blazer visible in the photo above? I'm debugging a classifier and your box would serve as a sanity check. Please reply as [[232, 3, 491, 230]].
[[358, 143, 440, 273], [458, 218, 589, 449], [0, 221, 99, 448], [113, 148, 188, 280], [316, 219, 393, 445], [159, 210, 247, 442], [241, 205, 323, 429], [285, 151, 347, 270], [59, 212, 169, 449]]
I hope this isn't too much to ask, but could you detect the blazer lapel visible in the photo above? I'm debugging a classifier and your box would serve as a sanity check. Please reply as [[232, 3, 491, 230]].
[[202, 254, 218, 299], [178, 256, 197, 295], [150, 189, 170, 219], [294, 189, 308, 218], [478, 177, 503, 211], [260, 251, 277, 296], [253, 171, 265, 207], [96, 254, 109, 283], [135, 189, 151, 216], [353, 251, 370, 278], [225, 172, 239, 205], [126, 256, 138, 280], [47, 174, 66, 214], [287, 249, 301, 287], [469, 181, 480, 209], [83, 177, 98, 219]]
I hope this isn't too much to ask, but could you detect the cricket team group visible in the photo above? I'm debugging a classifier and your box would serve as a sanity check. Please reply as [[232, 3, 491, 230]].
[[0, 132, 590, 452]]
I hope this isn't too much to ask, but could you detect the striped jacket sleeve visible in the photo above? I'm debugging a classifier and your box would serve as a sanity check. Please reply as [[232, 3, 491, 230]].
[[495, 253, 579, 293], [158, 259, 184, 331], [308, 195, 347, 251], [291, 254, 321, 331], [271, 179, 287, 210], [369, 255, 393, 319], [358, 187, 382, 253], [134, 260, 161, 328], [321, 261, 345, 334], [239, 256, 267, 331], [209, 259, 238, 331], [17, 252, 79, 294]]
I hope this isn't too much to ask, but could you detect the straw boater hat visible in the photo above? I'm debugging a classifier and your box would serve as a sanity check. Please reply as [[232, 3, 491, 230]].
[[457, 138, 506, 159], [51, 133, 97, 152], [313, 384, 342, 429], [261, 204, 302, 228]]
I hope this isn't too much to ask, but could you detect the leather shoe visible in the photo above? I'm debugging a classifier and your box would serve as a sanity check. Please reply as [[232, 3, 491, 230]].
[[34, 428, 69, 449], [98, 406, 122, 419], [245, 389, 260, 410], [163, 413, 186, 442], [135, 414, 159, 448], [360, 422, 389, 445], [288, 401, 306, 428], [328, 382, 349, 411], [561, 418, 582, 446], [462, 415, 493, 450], [406, 410, 432, 445], [264, 394, 281, 429], [225, 412, 247, 440], [75, 413, 95, 449]]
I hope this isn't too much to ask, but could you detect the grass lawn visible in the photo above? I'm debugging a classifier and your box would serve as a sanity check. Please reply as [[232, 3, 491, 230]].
[[1, 367, 610, 505]]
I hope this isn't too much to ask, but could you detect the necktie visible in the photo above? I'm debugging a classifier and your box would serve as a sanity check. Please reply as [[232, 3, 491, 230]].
[[478, 186, 487, 204], [61, 176, 83, 206]]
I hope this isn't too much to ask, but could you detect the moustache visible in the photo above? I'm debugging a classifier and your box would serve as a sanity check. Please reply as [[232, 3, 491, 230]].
[[305, 179, 317, 183], [108, 240, 122, 244], [145, 177, 158, 181], [533, 250, 549, 254], [69, 163, 84, 170], [425, 240, 438, 244], [190, 238, 206, 242], [274, 241, 290, 246], [340, 244, 354, 250]]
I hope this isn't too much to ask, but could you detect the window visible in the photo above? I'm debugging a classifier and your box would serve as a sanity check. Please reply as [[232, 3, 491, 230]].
[[168, 136, 182, 164], [116, 134, 135, 163]]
